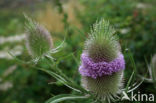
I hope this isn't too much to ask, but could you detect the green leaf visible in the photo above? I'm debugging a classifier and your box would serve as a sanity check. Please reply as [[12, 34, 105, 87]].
[[45, 94, 88, 103], [125, 51, 137, 93], [126, 70, 134, 93], [39, 68, 83, 93]]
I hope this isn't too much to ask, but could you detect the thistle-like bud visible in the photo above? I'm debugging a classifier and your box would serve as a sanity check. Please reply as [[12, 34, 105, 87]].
[[79, 19, 125, 102], [25, 17, 53, 58], [151, 54, 156, 80]]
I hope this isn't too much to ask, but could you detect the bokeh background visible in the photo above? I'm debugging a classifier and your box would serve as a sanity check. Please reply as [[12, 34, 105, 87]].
[[0, 0, 156, 103]]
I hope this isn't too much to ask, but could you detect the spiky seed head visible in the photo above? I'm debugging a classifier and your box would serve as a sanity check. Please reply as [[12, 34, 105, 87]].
[[151, 54, 156, 80], [85, 19, 120, 62], [82, 71, 123, 101], [25, 17, 53, 58]]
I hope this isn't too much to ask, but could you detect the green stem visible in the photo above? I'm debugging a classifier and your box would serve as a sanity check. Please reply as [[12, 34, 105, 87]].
[[44, 56, 89, 94]]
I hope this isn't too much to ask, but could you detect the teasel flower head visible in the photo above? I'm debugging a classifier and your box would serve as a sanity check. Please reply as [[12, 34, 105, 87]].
[[25, 16, 53, 60], [79, 19, 125, 102], [151, 54, 156, 80]]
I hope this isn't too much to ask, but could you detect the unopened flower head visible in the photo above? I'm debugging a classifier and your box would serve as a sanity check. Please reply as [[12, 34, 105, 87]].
[[25, 17, 53, 58], [79, 19, 125, 102]]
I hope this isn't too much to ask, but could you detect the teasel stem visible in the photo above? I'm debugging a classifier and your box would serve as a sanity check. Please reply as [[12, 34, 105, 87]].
[[44, 55, 90, 94]]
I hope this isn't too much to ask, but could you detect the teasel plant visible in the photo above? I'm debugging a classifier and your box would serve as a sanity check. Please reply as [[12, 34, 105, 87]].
[[10, 17, 143, 103], [79, 19, 145, 103], [10, 15, 91, 102], [79, 19, 125, 103], [24, 14, 65, 64]]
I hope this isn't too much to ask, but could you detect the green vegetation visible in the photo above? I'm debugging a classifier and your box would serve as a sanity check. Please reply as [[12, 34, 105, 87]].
[[0, 0, 156, 103]]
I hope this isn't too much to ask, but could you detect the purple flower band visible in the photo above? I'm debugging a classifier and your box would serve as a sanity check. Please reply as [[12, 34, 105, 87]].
[[79, 53, 125, 79]]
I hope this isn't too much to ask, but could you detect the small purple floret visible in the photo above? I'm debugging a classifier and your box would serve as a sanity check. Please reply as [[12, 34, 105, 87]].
[[79, 53, 125, 79]]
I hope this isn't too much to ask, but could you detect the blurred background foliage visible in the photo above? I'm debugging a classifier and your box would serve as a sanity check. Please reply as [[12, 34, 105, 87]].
[[0, 0, 156, 103]]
